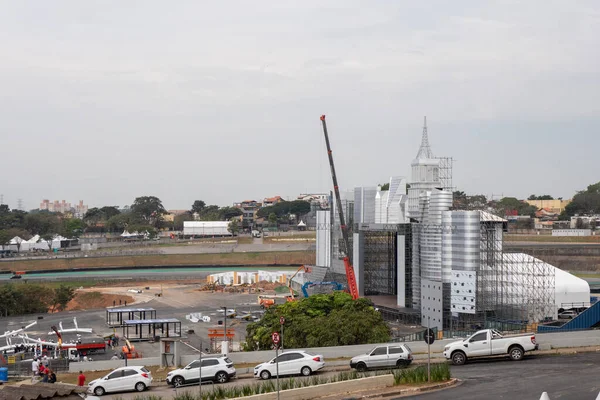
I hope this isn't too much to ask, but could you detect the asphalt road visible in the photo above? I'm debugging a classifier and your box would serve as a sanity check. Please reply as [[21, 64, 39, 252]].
[[402, 352, 600, 400]]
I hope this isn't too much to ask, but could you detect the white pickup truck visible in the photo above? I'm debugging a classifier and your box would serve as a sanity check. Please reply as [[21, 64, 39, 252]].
[[443, 329, 538, 365]]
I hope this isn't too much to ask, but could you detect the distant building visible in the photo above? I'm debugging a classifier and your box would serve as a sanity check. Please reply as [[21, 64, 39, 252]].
[[570, 215, 600, 229], [234, 200, 261, 227], [525, 199, 571, 214], [164, 210, 190, 223], [263, 196, 283, 207], [40, 199, 88, 217], [297, 193, 329, 209]]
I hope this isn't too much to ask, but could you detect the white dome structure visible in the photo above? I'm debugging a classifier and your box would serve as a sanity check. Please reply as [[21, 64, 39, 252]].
[[555, 267, 590, 310]]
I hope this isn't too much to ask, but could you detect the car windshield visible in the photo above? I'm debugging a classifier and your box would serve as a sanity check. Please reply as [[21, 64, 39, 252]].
[[404, 344, 412, 353], [224, 358, 233, 364], [141, 367, 149, 373]]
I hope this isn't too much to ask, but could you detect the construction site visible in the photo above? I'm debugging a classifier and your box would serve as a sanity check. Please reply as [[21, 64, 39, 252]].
[[309, 116, 595, 338]]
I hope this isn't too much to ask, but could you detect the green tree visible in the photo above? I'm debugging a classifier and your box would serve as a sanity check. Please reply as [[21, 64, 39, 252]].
[[196, 205, 220, 221], [228, 219, 240, 236], [243, 292, 390, 350], [563, 182, 600, 217], [219, 207, 243, 220], [99, 206, 121, 219], [494, 197, 538, 217], [380, 183, 390, 191], [130, 196, 166, 228], [173, 212, 194, 230], [191, 200, 206, 215], [24, 212, 62, 236], [52, 285, 75, 312], [106, 213, 131, 232], [62, 218, 85, 238], [528, 195, 554, 200], [268, 213, 278, 227], [257, 200, 311, 219]]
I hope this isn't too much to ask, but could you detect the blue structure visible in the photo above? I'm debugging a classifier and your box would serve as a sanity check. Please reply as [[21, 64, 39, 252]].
[[538, 300, 600, 332], [0, 367, 8, 383], [301, 281, 344, 297]]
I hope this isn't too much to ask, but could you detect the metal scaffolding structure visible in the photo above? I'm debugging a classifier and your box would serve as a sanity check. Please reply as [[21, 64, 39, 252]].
[[359, 225, 413, 302], [451, 222, 556, 333], [435, 157, 453, 192]]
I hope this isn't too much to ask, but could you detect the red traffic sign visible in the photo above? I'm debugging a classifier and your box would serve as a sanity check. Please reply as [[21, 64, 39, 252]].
[[272, 332, 280, 344], [280, 316, 285, 325]]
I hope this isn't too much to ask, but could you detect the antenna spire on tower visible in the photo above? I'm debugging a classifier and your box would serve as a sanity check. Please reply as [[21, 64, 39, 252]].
[[416, 116, 434, 159]]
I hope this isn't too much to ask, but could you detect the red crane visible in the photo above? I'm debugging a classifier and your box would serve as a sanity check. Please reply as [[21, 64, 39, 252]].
[[320, 115, 359, 300]]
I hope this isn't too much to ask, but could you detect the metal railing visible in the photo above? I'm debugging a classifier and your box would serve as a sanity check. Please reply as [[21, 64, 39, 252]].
[[1, 359, 69, 377]]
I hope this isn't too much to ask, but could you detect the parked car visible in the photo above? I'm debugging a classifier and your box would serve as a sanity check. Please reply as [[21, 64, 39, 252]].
[[443, 329, 538, 365], [10, 274, 22, 279], [88, 366, 152, 396], [350, 344, 413, 371], [254, 351, 324, 380], [558, 310, 578, 319], [166, 357, 236, 387]]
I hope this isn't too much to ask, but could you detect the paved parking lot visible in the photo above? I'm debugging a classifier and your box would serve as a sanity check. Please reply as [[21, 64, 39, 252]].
[[402, 352, 600, 399]]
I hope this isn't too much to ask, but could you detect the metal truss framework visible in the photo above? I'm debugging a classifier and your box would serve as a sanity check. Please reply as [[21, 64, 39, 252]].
[[451, 222, 555, 334], [436, 157, 454, 192]]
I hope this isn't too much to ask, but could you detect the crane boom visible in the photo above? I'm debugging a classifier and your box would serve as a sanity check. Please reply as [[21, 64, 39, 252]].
[[320, 115, 359, 300]]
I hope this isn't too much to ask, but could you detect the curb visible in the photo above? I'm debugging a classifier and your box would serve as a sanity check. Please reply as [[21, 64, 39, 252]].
[[380, 378, 461, 398]]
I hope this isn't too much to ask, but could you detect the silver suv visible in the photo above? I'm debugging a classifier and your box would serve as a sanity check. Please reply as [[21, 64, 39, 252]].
[[350, 344, 413, 371]]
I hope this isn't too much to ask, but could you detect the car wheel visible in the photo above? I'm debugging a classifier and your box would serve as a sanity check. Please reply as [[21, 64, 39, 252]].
[[215, 371, 229, 384], [135, 382, 146, 392], [301, 366, 312, 376], [94, 387, 105, 396], [356, 363, 367, 372], [509, 346, 524, 361], [260, 370, 271, 380], [396, 359, 409, 368], [172, 376, 185, 387], [451, 351, 467, 366]]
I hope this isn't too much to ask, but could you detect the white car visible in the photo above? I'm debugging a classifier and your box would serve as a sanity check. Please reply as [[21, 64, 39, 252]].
[[88, 366, 152, 396], [350, 344, 413, 371], [166, 357, 236, 387], [254, 351, 325, 380]]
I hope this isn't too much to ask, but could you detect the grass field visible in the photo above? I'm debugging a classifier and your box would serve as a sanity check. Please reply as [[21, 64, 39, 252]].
[[504, 235, 600, 243], [1, 251, 315, 272]]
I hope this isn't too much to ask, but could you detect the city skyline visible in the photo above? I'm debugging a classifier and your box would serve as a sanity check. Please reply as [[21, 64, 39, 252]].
[[1, 1, 598, 209]]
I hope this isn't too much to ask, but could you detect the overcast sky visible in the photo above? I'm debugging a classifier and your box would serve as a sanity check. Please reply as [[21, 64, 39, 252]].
[[1, 1, 599, 210]]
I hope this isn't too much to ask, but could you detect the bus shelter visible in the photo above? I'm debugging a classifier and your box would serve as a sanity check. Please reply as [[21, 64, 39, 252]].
[[106, 308, 157, 326], [121, 319, 182, 341]]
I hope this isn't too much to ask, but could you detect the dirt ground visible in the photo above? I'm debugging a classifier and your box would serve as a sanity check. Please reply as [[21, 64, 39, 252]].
[[65, 291, 135, 311]]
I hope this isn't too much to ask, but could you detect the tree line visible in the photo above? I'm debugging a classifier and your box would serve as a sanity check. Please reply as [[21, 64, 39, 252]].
[[0, 283, 75, 317]]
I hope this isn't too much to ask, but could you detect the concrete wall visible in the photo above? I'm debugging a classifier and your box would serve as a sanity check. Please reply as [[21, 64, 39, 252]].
[[70, 329, 600, 372], [69, 357, 161, 373]]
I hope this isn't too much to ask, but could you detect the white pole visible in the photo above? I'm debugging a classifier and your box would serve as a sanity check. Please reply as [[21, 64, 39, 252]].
[[275, 346, 280, 400]]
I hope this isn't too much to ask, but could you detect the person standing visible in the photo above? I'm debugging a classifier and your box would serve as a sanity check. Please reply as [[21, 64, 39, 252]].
[[31, 358, 39, 382], [77, 371, 86, 386]]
